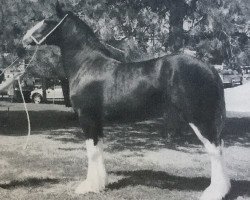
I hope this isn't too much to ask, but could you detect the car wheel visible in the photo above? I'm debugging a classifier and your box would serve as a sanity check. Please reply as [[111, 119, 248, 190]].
[[33, 93, 42, 104], [231, 80, 235, 87]]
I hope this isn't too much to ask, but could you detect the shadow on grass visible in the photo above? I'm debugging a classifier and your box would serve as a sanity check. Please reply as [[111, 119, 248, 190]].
[[227, 180, 250, 200], [103, 116, 250, 152], [108, 170, 250, 199], [1, 109, 250, 152], [108, 170, 209, 191], [224, 117, 250, 148], [0, 177, 60, 189], [103, 119, 203, 153], [46, 128, 85, 144], [0, 110, 78, 136]]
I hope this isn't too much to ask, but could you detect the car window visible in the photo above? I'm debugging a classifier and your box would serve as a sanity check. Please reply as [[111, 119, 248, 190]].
[[222, 71, 233, 75]]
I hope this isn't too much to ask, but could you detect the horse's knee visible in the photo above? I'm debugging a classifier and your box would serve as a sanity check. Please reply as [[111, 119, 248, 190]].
[[77, 108, 103, 145]]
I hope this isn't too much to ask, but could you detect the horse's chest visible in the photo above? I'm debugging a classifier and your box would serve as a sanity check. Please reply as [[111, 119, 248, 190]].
[[69, 70, 106, 94], [68, 71, 106, 108]]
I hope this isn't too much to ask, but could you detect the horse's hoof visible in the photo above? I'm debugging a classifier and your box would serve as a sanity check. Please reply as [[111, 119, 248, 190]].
[[75, 179, 105, 194], [200, 181, 231, 200]]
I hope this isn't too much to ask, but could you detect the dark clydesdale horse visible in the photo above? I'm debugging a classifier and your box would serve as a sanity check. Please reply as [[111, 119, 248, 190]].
[[22, 3, 230, 200]]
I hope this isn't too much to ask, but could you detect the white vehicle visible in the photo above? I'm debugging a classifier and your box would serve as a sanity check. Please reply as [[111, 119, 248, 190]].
[[30, 85, 64, 103]]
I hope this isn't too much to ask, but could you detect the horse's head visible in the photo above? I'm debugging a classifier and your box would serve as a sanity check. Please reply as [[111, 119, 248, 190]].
[[22, 2, 68, 48]]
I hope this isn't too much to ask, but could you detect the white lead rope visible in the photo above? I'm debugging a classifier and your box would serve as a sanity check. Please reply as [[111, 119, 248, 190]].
[[22, 14, 67, 148], [20, 45, 39, 149], [0, 58, 20, 77], [18, 78, 31, 150], [4, 14, 67, 149]]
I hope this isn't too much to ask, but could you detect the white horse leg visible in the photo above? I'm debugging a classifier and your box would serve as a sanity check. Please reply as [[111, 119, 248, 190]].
[[189, 123, 231, 200], [200, 143, 231, 200], [75, 139, 107, 194]]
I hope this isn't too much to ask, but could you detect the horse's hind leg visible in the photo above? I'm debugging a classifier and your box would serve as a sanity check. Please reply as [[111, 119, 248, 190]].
[[189, 123, 231, 200], [75, 109, 107, 194]]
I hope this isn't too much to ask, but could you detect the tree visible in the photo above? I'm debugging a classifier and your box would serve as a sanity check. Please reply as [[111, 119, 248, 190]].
[[1, 0, 249, 71], [189, 0, 250, 66]]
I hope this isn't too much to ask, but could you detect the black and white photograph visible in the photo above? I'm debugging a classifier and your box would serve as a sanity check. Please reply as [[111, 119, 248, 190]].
[[0, 0, 249, 199]]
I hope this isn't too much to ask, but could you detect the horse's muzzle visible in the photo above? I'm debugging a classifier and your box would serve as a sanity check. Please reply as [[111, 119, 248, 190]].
[[22, 39, 34, 49], [22, 34, 37, 49]]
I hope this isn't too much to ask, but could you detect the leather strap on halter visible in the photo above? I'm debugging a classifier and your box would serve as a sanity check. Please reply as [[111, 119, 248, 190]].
[[31, 14, 68, 45]]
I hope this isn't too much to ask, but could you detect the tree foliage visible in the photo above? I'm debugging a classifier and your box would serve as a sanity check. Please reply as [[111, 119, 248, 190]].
[[0, 0, 249, 73], [191, 0, 250, 66]]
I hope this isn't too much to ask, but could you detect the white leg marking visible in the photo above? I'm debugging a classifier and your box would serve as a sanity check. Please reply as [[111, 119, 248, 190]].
[[75, 139, 107, 194], [189, 123, 231, 200]]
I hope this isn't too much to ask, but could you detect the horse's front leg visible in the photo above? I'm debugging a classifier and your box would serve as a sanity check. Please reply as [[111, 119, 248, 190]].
[[75, 109, 107, 194]]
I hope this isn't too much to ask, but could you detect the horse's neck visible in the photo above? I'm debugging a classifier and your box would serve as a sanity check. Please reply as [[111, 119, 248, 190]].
[[61, 43, 117, 78], [60, 19, 111, 58], [60, 18, 119, 77]]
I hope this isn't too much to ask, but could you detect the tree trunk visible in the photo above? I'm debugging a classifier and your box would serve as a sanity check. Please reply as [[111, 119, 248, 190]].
[[60, 77, 71, 107], [167, 0, 186, 53], [42, 77, 47, 103]]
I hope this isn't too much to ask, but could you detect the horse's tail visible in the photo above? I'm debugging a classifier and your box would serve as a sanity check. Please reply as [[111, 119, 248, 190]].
[[216, 93, 226, 145], [212, 66, 226, 142]]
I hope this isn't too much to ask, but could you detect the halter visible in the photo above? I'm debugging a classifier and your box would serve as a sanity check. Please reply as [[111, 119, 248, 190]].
[[30, 14, 68, 45]]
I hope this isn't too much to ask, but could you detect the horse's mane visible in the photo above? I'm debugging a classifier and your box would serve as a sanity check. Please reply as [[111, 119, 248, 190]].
[[66, 11, 97, 39], [66, 11, 120, 60]]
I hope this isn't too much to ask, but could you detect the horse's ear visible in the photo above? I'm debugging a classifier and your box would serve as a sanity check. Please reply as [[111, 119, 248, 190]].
[[55, 1, 65, 18]]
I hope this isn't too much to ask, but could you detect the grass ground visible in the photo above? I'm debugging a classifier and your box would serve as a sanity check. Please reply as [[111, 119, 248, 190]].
[[0, 84, 250, 200]]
